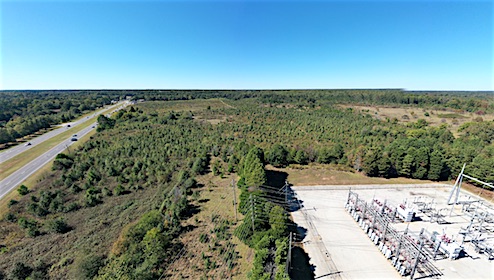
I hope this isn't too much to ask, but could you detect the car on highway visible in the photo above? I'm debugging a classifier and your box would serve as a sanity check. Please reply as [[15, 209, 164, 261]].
[[70, 137, 77, 141], [72, 134, 77, 137], [25, 142, 31, 146]]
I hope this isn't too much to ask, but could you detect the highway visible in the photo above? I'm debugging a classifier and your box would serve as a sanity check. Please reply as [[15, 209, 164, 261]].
[[0, 101, 129, 200], [0, 102, 125, 164]]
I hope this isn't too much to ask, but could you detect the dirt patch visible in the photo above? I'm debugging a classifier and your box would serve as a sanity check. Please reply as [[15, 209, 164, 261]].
[[267, 164, 436, 186]]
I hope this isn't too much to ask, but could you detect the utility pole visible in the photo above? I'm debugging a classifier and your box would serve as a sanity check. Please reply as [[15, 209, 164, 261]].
[[232, 178, 238, 222], [286, 231, 293, 275], [284, 180, 289, 204], [250, 194, 255, 233]]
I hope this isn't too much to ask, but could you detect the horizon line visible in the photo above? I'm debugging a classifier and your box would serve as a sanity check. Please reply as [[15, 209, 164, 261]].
[[1, 88, 493, 92]]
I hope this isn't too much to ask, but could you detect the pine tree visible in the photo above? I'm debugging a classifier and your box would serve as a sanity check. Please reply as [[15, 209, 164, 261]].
[[428, 150, 443, 180]]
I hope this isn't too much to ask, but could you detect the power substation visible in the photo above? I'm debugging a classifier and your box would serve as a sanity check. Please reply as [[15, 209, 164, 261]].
[[291, 168, 494, 279]]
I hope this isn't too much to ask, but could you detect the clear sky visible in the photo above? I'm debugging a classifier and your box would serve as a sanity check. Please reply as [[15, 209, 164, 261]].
[[1, 0, 492, 90]]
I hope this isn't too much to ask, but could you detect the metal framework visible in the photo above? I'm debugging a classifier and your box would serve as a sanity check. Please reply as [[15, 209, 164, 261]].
[[448, 163, 494, 205], [445, 165, 494, 259], [346, 190, 444, 279]]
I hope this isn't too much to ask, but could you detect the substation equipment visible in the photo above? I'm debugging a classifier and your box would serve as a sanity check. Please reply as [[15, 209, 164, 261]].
[[344, 165, 494, 279]]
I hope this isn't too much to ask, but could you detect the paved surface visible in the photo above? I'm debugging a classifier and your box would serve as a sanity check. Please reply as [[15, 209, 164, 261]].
[[0, 101, 129, 200], [0, 102, 125, 164], [0, 123, 96, 199], [292, 186, 401, 279], [291, 184, 494, 280]]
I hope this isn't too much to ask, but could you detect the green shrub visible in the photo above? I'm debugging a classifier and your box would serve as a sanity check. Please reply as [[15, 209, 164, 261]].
[[85, 187, 101, 207], [74, 254, 105, 280], [114, 184, 125, 196], [8, 200, 18, 208], [18, 217, 41, 237], [17, 185, 29, 196], [8, 262, 32, 280], [64, 202, 80, 212], [102, 187, 113, 197], [5, 213, 16, 223], [47, 218, 71, 234]]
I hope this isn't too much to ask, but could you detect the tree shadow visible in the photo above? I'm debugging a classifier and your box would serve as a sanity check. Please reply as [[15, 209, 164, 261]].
[[266, 169, 288, 188], [286, 185, 303, 212], [181, 203, 201, 219], [181, 224, 198, 233], [290, 246, 315, 280], [293, 225, 308, 242]]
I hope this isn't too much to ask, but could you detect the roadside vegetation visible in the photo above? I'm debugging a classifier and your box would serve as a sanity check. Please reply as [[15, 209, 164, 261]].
[[0, 89, 493, 279]]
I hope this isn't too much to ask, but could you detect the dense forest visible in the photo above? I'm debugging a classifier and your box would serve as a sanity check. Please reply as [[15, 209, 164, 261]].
[[0, 90, 493, 279]]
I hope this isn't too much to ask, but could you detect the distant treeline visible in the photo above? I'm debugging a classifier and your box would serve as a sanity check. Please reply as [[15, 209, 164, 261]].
[[123, 89, 494, 112]]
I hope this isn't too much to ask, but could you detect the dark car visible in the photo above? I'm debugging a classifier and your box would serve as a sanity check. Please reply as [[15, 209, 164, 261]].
[[70, 138, 77, 141]]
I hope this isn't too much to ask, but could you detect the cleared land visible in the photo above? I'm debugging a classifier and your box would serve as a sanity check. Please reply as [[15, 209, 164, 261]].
[[340, 105, 494, 136], [291, 184, 494, 280], [137, 98, 233, 113], [268, 164, 437, 186], [138, 98, 234, 125]]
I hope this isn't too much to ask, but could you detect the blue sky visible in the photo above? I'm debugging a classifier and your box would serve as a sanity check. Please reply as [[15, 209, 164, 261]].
[[1, 0, 492, 90]]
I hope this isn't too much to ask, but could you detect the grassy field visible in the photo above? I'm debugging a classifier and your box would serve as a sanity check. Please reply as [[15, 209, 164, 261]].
[[137, 98, 233, 112], [0, 105, 116, 181], [137, 98, 235, 125], [340, 105, 494, 135], [268, 163, 439, 186], [165, 173, 254, 279]]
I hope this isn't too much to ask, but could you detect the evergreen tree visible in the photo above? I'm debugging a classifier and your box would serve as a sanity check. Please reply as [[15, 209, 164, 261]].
[[363, 147, 381, 177], [245, 157, 267, 187], [413, 147, 429, 179], [294, 150, 308, 164], [267, 144, 288, 167], [428, 150, 444, 180]]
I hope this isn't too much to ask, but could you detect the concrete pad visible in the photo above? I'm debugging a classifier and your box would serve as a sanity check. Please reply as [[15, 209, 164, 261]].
[[291, 184, 494, 279]]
